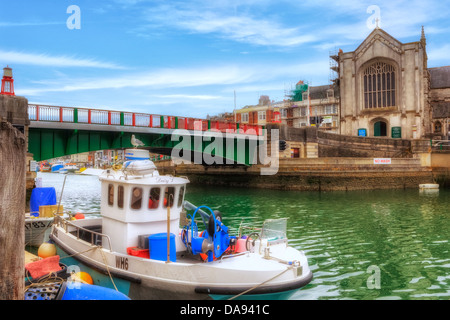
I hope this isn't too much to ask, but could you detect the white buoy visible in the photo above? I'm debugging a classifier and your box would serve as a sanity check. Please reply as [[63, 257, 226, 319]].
[[419, 183, 439, 193]]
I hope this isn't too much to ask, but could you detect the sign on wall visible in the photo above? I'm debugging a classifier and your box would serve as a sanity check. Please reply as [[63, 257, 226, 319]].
[[358, 128, 367, 137], [391, 127, 402, 138], [373, 158, 392, 164]]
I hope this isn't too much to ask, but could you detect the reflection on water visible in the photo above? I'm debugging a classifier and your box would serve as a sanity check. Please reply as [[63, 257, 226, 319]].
[[37, 172, 101, 214], [37, 172, 450, 300]]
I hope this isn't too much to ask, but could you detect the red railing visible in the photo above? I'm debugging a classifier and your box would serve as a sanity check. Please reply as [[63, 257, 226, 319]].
[[28, 104, 263, 135]]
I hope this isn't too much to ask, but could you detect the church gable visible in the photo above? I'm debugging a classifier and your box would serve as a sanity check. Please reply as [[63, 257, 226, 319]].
[[338, 27, 432, 139], [353, 28, 403, 62]]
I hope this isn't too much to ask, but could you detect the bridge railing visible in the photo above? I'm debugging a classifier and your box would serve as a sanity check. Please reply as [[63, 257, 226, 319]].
[[28, 104, 264, 135]]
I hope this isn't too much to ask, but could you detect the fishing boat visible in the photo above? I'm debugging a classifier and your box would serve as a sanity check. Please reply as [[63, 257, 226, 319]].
[[49, 149, 313, 300]]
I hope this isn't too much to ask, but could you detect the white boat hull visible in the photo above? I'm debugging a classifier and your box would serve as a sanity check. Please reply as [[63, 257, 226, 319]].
[[25, 217, 54, 247], [50, 217, 312, 300]]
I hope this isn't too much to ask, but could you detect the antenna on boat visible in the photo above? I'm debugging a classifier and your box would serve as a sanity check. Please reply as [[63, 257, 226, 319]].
[[56, 175, 67, 217]]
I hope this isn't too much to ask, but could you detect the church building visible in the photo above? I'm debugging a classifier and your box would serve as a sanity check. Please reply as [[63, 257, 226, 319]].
[[337, 26, 446, 139]]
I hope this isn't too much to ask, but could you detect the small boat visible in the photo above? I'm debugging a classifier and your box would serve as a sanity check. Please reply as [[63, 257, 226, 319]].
[[24, 253, 129, 300], [51, 161, 64, 173], [40, 161, 51, 172], [50, 149, 313, 300], [59, 163, 78, 174], [26, 187, 60, 247], [24, 281, 130, 300]]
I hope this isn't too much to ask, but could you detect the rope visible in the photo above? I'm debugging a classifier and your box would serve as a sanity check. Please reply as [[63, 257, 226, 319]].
[[227, 264, 294, 300], [97, 246, 118, 291], [58, 245, 119, 291]]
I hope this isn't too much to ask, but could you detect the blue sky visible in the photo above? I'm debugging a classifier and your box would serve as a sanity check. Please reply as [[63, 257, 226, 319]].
[[1, 0, 449, 119]]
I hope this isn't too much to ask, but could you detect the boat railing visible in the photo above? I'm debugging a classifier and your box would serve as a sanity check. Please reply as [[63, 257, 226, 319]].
[[54, 215, 113, 252]]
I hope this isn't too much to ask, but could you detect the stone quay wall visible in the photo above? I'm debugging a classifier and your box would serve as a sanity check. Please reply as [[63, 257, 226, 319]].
[[158, 157, 435, 191]]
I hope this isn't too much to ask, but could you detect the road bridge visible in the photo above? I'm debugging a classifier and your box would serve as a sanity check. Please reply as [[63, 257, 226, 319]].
[[27, 104, 266, 165]]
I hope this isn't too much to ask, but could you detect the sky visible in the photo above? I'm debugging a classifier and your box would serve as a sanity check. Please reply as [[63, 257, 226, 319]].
[[0, 0, 449, 119]]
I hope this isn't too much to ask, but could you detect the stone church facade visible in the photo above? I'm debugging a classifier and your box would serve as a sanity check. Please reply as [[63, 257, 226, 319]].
[[338, 26, 449, 140]]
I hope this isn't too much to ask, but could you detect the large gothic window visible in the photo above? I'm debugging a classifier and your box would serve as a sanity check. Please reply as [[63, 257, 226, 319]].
[[363, 62, 396, 109]]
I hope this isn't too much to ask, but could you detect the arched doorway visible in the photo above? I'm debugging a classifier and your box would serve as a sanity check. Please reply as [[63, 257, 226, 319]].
[[374, 121, 387, 137]]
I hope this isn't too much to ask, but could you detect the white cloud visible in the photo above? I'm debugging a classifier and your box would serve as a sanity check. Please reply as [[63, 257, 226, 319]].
[[152, 94, 222, 100], [0, 50, 126, 69], [143, 3, 316, 47], [17, 58, 330, 96], [17, 64, 253, 95], [0, 21, 62, 27]]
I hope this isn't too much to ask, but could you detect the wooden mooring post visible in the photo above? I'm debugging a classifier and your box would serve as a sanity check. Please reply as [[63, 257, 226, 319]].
[[0, 118, 26, 299]]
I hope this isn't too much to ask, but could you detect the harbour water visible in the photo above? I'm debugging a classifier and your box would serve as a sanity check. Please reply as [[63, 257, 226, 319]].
[[36, 172, 450, 300]]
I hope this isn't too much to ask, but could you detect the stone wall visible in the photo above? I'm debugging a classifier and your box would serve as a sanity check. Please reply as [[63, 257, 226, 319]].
[[267, 124, 429, 159], [160, 157, 435, 191]]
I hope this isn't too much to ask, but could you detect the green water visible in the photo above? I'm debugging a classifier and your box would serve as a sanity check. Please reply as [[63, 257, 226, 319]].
[[37, 172, 450, 300]]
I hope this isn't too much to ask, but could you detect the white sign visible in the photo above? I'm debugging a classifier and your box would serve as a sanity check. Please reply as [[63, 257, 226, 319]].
[[322, 116, 333, 124], [373, 158, 391, 164], [30, 160, 37, 171]]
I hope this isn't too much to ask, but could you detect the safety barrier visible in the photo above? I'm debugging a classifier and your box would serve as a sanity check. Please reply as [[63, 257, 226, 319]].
[[28, 104, 263, 135]]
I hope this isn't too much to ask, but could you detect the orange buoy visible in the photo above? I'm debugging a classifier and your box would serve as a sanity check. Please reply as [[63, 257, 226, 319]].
[[74, 213, 85, 219], [37, 242, 57, 259], [72, 271, 93, 285]]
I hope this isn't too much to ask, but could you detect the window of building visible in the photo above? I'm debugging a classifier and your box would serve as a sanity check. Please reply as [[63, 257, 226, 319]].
[[434, 121, 442, 133], [118, 185, 124, 209], [241, 113, 249, 122], [258, 111, 266, 121], [325, 105, 337, 114], [148, 187, 161, 209], [300, 107, 306, 117], [327, 89, 334, 98], [281, 108, 288, 118], [108, 184, 114, 206], [302, 92, 308, 101], [291, 148, 300, 158], [131, 187, 143, 210], [363, 62, 396, 109]]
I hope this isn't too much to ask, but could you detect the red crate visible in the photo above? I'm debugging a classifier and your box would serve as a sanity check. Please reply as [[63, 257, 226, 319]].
[[127, 247, 150, 259]]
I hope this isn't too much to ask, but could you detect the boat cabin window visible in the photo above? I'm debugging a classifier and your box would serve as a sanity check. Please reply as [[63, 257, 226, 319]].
[[164, 187, 175, 208], [118, 185, 124, 209], [108, 184, 114, 206], [148, 187, 161, 209], [177, 186, 185, 207], [131, 187, 143, 210]]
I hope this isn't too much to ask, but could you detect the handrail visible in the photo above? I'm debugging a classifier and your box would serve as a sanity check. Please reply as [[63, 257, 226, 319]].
[[27, 104, 264, 136], [55, 215, 113, 252], [431, 140, 450, 150]]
